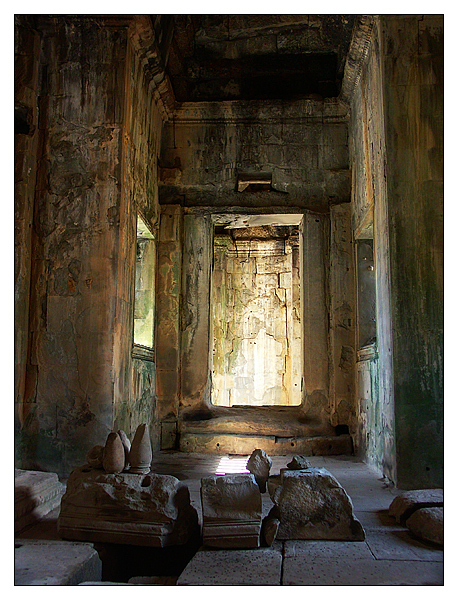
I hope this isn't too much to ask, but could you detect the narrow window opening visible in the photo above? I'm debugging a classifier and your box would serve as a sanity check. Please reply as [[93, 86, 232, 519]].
[[133, 215, 156, 349]]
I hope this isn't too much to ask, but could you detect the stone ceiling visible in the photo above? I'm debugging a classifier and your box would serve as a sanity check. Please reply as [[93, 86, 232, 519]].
[[159, 15, 357, 102]]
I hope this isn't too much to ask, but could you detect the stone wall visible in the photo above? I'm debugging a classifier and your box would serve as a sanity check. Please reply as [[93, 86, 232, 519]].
[[349, 15, 443, 488], [15, 17, 42, 466], [382, 15, 443, 489], [14, 16, 167, 474], [159, 99, 350, 210]]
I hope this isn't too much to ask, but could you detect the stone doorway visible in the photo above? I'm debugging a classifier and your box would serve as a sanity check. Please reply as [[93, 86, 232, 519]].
[[211, 218, 302, 407]]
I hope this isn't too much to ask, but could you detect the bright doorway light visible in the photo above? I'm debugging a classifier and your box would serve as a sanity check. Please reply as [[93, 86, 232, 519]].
[[215, 456, 249, 475]]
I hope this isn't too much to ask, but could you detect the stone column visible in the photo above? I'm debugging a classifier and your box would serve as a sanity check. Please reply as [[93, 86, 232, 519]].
[[329, 203, 357, 430], [300, 212, 331, 424], [155, 205, 183, 448], [180, 212, 213, 417]]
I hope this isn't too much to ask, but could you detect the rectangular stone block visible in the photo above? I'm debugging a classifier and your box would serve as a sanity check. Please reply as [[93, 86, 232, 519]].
[[282, 556, 443, 586], [201, 474, 262, 548]]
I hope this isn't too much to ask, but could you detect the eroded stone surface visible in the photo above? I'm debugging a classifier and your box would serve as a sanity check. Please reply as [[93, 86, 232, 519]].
[[261, 516, 280, 546], [287, 455, 312, 470], [272, 468, 365, 541], [201, 473, 262, 548], [15, 469, 65, 533], [388, 489, 443, 525], [57, 467, 199, 546], [406, 507, 444, 546]]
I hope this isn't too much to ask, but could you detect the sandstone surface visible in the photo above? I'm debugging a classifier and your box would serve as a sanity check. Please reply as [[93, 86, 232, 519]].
[[272, 467, 365, 541], [201, 473, 262, 548], [102, 432, 125, 473], [58, 467, 199, 546], [388, 489, 443, 525], [247, 448, 272, 492], [15, 469, 65, 532], [129, 424, 153, 474], [287, 455, 312, 470], [406, 507, 444, 546]]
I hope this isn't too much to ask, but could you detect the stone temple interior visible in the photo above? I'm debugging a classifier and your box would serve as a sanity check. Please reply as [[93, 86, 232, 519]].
[[14, 14, 444, 586]]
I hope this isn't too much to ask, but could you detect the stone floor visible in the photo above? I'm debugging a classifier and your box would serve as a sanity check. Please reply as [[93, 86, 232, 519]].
[[15, 452, 444, 586]]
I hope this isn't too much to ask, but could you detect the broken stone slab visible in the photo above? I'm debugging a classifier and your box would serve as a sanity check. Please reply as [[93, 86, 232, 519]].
[[247, 448, 272, 492], [272, 468, 365, 541], [15, 539, 102, 585], [201, 473, 262, 548], [15, 469, 65, 533], [388, 489, 443, 525], [406, 507, 444, 546], [57, 466, 199, 547], [287, 455, 312, 470]]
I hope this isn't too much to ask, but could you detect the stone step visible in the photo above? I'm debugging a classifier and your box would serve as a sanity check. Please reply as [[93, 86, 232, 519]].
[[14, 539, 102, 585]]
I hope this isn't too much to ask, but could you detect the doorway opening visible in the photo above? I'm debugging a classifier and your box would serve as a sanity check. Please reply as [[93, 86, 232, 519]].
[[211, 215, 303, 407]]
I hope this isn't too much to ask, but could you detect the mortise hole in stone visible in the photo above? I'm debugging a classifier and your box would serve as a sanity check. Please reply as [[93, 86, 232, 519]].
[[141, 475, 152, 487]]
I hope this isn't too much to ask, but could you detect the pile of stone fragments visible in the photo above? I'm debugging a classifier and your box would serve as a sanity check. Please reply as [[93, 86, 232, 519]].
[[57, 433, 366, 549]]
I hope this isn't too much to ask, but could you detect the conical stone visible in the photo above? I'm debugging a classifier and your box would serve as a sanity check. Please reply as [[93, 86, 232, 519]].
[[102, 432, 125, 474], [117, 430, 131, 470], [129, 424, 152, 474]]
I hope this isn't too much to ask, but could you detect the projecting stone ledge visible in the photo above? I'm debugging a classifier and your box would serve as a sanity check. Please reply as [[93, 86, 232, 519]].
[[201, 474, 262, 548], [57, 467, 199, 547], [179, 433, 353, 456], [268, 468, 365, 541]]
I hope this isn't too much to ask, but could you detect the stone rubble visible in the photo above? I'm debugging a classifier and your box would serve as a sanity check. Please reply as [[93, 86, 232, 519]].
[[287, 454, 312, 470], [200, 473, 262, 548], [247, 448, 273, 492]]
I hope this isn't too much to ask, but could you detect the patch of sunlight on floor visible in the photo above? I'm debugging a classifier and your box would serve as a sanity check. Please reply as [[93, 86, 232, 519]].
[[214, 456, 250, 475]]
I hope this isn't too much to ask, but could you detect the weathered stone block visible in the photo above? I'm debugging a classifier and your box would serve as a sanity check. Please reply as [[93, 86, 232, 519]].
[[272, 468, 365, 541], [406, 507, 443, 546], [201, 474, 262, 548], [388, 489, 443, 525], [15, 469, 65, 533], [58, 467, 199, 546]]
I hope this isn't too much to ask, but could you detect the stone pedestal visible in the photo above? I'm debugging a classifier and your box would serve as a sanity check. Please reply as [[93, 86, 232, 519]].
[[57, 467, 199, 547], [201, 474, 262, 548]]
